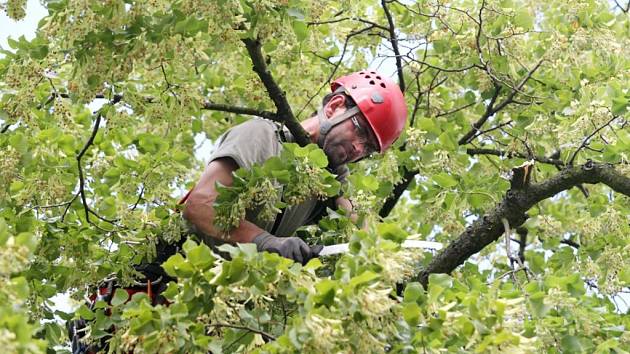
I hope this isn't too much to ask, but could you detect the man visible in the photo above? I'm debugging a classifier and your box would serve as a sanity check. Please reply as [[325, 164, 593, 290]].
[[181, 70, 407, 264], [68, 71, 406, 353]]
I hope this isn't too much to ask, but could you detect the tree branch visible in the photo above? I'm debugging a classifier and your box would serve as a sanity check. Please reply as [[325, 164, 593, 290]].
[[458, 86, 502, 145], [202, 102, 279, 122], [379, 168, 418, 218], [381, 0, 405, 92], [417, 162, 630, 287], [568, 115, 619, 165], [613, 0, 630, 13], [458, 59, 544, 146], [560, 238, 580, 249], [466, 148, 564, 167], [77, 112, 103, 223], [208, 322, 276, 342], [242, 37, 310, 146]]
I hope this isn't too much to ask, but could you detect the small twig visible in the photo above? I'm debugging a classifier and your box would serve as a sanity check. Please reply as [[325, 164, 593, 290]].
[[407, 58, 478, 73], [560, 238, 580, 249], [1, 124, 11, 133], [130, 184, 145, 211], [468, 120, 513, 140], [61, 192, 80, 222], [88, 209, 119, 224], [435, 101, 477, 118], [458, 86, 501, 145], [466, 148, 564, 167], [297, 25, 378, 119], [568, 115, 619, 165], [77, 111, 103, 223], [613, 0, 630, 13], [202, 102, 279, 122], [208, 323, 276, 341]]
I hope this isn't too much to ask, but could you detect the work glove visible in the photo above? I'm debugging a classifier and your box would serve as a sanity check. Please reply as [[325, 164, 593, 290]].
[[253, 231, 322, 265]]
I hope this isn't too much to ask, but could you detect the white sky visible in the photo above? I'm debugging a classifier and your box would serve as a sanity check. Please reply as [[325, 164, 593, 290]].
[[0, 0, 46, 54]]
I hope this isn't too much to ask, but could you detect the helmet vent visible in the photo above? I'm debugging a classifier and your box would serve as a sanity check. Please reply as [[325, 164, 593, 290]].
[[365, 75, 371, 78], [369, 80, 375, 85], [359, 71, 365, 74], [376, 76, 381, 79], [370, 71, 376, 74], [380, 83, 386, 88]]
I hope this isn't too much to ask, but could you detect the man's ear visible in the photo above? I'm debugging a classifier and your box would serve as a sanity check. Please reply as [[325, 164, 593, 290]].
[[323, 94, 347, 119]]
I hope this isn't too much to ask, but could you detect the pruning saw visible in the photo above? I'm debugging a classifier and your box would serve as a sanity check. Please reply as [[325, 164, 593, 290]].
[[319, 240, 443, 257]]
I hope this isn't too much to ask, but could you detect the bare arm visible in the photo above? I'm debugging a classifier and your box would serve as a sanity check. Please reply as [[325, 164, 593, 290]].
[[182, 157, 265, 244], [336, 196, 366, 228]]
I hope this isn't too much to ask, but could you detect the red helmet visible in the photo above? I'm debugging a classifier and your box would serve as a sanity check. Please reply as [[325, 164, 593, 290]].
[[332, 70, 407, 152]]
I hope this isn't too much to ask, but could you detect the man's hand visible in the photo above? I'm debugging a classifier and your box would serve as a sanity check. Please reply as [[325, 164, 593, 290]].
[[253, 232, 322, 265]]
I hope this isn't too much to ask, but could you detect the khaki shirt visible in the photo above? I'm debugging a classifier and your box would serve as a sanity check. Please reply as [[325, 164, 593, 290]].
[[195, 118, 346, 246]]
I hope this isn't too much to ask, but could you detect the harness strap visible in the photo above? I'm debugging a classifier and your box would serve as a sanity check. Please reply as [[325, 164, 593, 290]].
[[317, 106, 361, 148]]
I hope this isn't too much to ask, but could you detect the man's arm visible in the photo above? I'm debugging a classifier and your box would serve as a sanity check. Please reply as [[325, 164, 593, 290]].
[[182, 157, 264, 243], [183, 157, 319, 264], [335, 196, 366, 228]]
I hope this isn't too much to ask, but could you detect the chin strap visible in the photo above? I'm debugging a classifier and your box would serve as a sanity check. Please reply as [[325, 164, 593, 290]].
[[317, 105, 361, 148]]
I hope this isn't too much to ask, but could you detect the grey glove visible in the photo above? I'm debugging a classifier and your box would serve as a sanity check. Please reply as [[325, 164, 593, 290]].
[[253, 231, 322, 265]]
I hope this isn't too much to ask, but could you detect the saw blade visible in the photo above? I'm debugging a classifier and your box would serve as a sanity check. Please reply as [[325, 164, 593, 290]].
[[319, 240, 443, 257]]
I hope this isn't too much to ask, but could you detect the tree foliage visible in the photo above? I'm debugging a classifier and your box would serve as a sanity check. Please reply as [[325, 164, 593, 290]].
[[1, 0, 629, 352]]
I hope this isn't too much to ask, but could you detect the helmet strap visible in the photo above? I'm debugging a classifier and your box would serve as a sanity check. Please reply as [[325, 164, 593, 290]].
[[317, 106, 361, 148]]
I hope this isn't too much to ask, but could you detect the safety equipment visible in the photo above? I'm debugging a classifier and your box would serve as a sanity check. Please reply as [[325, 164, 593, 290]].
[[253, 231, 322, 265], [331, 71, 407, 152], [316, 71, 407, 153]]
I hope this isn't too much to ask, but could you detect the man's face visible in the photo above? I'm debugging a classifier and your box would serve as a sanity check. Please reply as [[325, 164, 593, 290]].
[[323, 113, 379, 167]]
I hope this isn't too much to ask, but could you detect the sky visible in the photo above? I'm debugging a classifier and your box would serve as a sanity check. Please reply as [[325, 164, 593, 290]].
[[0, 0, 46, 54]]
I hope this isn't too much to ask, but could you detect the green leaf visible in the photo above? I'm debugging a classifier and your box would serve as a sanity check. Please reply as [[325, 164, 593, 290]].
[[308, 148, 328, 168], [314, 279, 336, 306], [612, 96, 628, 115], [376, 222, 408, 243], [110, 288, 129, 306], [10, 180, 25, 194], [402, 302, 421, 326], [528, 292, 550, 317], [292, 20, 308, 42], [561, 335, 583, 352], [513, 9, 533, 29], [287, 8, 305, 20], [162, 253, 195, 278], [403, 282, 425, 304], [433, 173, 458, 188], [187, 243, 215, 270], [349, 271, 379, 288], [76, 304, 95, 321]]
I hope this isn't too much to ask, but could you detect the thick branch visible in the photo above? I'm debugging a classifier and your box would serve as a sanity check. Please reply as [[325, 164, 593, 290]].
[[417, 162, 630, 286], [381, 0, 405, 92], [242, 38, 310, 146], [379, 168, 418, 218]]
